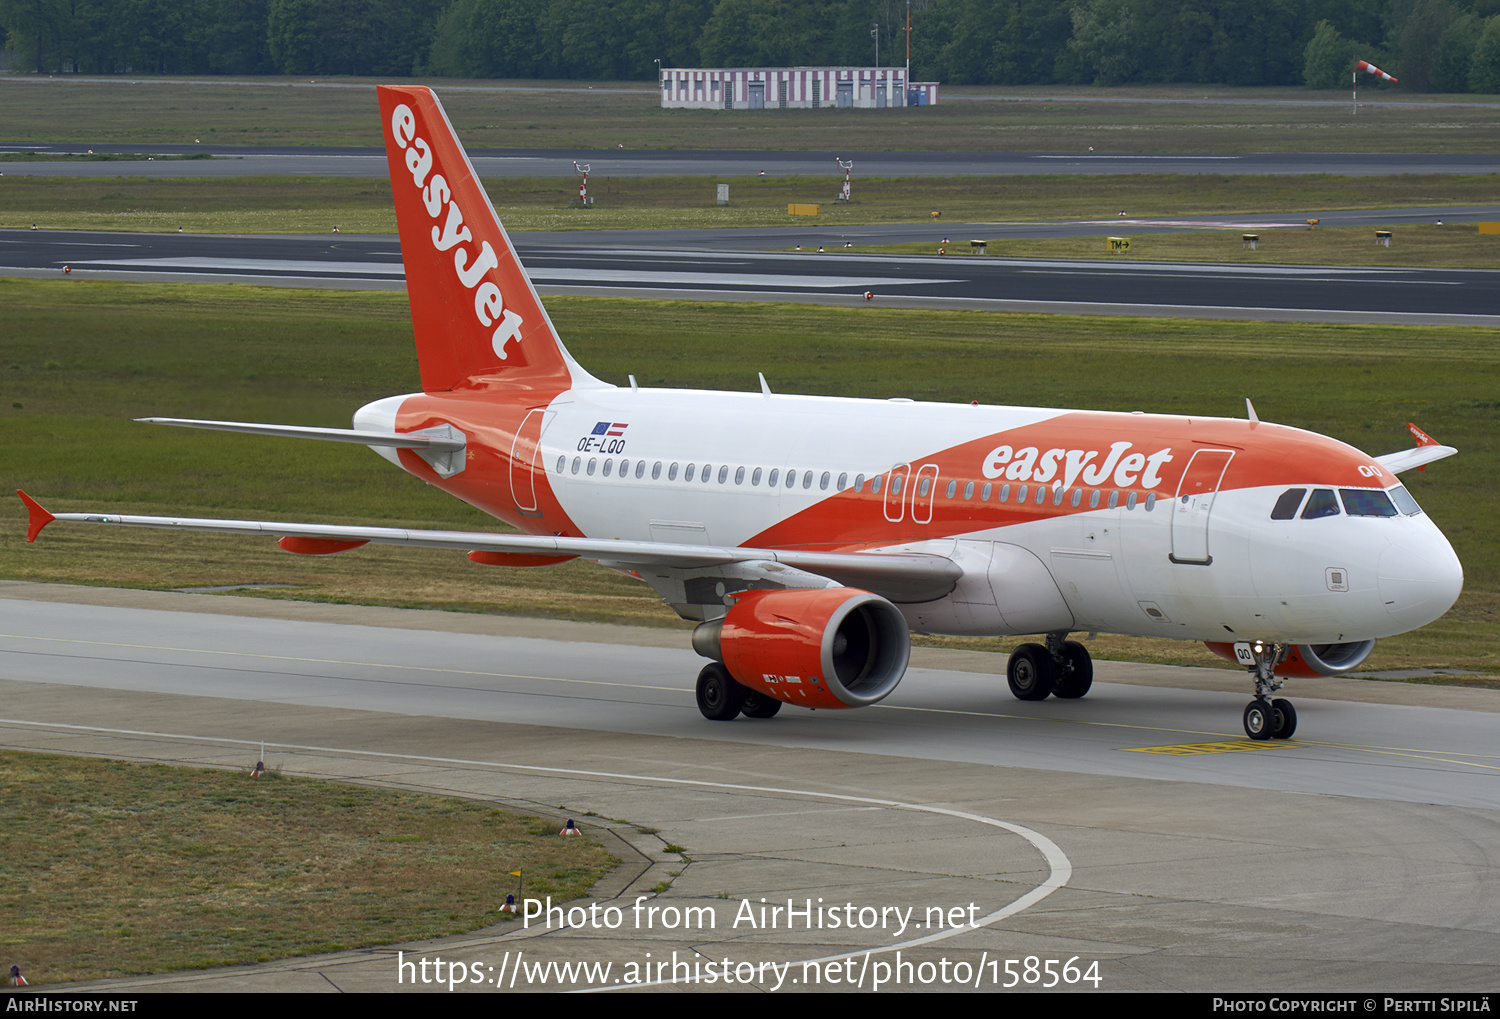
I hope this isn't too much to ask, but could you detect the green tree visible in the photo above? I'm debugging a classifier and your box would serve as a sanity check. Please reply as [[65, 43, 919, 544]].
[[428, 0, 551, 78], [1390, 0, 1460, 90], [1303, 18, 1356, 87], [1431, 12, 1478, 92], [0, 0, 64, 71], [1067, 0, 1142, 85], [699, 0, 838, 67], [1469, 14, 1500, 92]]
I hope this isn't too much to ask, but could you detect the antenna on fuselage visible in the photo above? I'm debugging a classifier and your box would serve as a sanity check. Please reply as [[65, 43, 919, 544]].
[[759, 372, 773, 399], [1246, 398, 1260, 425]]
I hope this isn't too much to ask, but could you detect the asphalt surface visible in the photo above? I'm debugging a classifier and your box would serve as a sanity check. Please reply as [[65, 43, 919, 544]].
[[7, 224, 1499, 326], [5, 143, 1500, 178], [2, 583, 1497, 992]]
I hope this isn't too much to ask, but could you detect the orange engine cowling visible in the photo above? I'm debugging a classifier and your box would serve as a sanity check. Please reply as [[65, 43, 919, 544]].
[[692, 588, 910, 709], [1204, 640, 1375, 677]]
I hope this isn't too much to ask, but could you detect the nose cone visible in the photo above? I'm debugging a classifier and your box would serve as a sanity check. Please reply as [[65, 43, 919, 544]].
[[1378, 532, 1464, 630]]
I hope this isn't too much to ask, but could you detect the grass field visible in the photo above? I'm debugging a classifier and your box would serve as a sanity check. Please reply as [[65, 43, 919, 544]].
[[3, 77, 1500, 153], [0, 750, 616, 983], [5, 171, 1498, 236], [1, 277, 1494, 675]]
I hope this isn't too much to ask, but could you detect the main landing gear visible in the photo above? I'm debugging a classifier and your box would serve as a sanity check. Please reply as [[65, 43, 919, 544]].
[[1238, 641, 1297, 741], [1007, 632, 1093, 701], [695, 663, 782, 721]]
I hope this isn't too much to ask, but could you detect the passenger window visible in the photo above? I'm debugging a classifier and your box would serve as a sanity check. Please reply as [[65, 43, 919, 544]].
[[964, 481, 974, 500], [685, 463, 696, 482], [556, 455, 566, 473], [651, 461, 662, 480], [619, 459, 630, 478], [853, 473, 865, 491], [1301, 489, 1340, 519], [803, 472, 814, 489], [668, 462, 679, 481], [871, 476, 882, 495], [1108, 491, 1118, 509], [820, 471, 830, 490], [571, 457, 581, 475], [768, 468, 779, 487], [918, 477, 931, 497], [1126, 492, 1137, 510], [752, 467, 763, 486], [998, 483, 1009, 503], [701, 464, 712, 483], [981, 482, 992, 501], [785, 470, 797, 488], [636, 461, 647, 479], [837, 472, 848, 490], [718, 465, 729, 483], [603, 459, 613, 477], [735, 466, 745, 485], [1089, 489, 1100, 508], [587, 458, 596, 476], [1016, 484, 1028, 503], [1271, 488, 1306, 520], [1145, 493, 1156, 511]]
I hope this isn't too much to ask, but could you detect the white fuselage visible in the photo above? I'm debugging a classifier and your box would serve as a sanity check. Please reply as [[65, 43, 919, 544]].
[[357, 384, 1464, 646]]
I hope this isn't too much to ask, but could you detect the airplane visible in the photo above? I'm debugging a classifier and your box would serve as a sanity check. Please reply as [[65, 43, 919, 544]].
[[17, 85, 1464, 741]]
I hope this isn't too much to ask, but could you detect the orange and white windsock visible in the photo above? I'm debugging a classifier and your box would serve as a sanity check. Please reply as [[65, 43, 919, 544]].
[[1356, 60, 1397, 83]]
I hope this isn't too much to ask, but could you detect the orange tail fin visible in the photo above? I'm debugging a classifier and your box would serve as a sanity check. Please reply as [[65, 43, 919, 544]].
[[376, 86, 595, 393]]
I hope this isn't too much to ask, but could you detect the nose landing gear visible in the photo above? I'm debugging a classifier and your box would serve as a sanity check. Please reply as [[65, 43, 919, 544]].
[[1237, 641, 1297, 740]]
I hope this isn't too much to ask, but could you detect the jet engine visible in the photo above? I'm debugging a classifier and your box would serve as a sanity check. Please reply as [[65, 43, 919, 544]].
[[692, 588, 910, 709], [1277, 640, 1377, 678], [1205, 639, 1376, 677]]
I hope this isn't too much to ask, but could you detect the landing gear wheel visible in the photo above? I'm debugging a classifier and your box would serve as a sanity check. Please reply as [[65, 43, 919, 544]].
[[740, 691, 783, 719], [1053, 640, 1094, 699], [1007, 643, 1056, 701], [1271, 698, 1297, 740], [696, 663, 745, 721], [1243, 698, 1275, 741]]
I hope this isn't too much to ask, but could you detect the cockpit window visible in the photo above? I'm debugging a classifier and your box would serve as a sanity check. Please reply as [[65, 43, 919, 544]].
[[1340, 488, 1399, 517], [1270, 488, 1306, 520], [1301, 489, 1340, 519], [1388, 484, 1423, 517]]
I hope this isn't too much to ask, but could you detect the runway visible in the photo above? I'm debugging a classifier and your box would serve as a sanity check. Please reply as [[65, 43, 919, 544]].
[[5, 144, 1500, 179], [2, 583, 1497, 991], [6, 226, 1498, 326]]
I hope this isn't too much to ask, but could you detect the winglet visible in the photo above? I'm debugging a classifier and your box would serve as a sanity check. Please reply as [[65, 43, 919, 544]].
[[1407, 422, 1439, 447], [16, 490, 55, 543], [1407, 422, 1440, 471]]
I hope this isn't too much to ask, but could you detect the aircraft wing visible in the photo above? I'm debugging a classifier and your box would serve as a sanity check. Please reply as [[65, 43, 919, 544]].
[[1374, 421, 1457, 475], [16, 492, 960, 604], [1374, 444, 1457, 474]]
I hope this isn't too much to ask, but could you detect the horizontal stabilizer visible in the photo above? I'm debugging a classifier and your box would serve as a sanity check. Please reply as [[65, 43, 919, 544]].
[[137, 417, 465, 451]]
